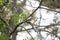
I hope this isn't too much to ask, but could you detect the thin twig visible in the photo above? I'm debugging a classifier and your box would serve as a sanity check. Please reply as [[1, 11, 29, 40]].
[[21, 26, 34, 40], [10, 0, 44, 36], [0, 16, 9, 26]]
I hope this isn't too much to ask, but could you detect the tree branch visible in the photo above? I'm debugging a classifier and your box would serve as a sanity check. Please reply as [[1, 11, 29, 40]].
[[0, 16, 9, 26], [10, 0, 43, 36]]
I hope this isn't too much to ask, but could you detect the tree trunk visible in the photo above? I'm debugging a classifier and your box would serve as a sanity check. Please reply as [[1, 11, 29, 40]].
[[12, 31, 17, 40], [9, 18, 17, 40]]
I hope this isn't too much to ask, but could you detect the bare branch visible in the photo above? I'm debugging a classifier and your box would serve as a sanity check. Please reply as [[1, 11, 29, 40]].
[[0, 16, 9, 26], [10, 0, 44, 36], [21, 26, 34, 40]]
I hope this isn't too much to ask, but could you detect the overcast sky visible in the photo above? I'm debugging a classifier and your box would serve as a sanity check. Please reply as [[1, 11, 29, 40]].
[[16, 0, 59, 40]]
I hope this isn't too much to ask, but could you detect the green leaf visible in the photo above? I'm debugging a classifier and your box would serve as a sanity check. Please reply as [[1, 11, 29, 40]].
[[13, 13, 19, 24], [19, 13, 28, 25], [19, 13, 28, 21], [0, 0, 3, 6], [0, 0, 9, 6], [21, 13, 27, 19], [0, 34, 8, 40], [0, 20, 5, 31]]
